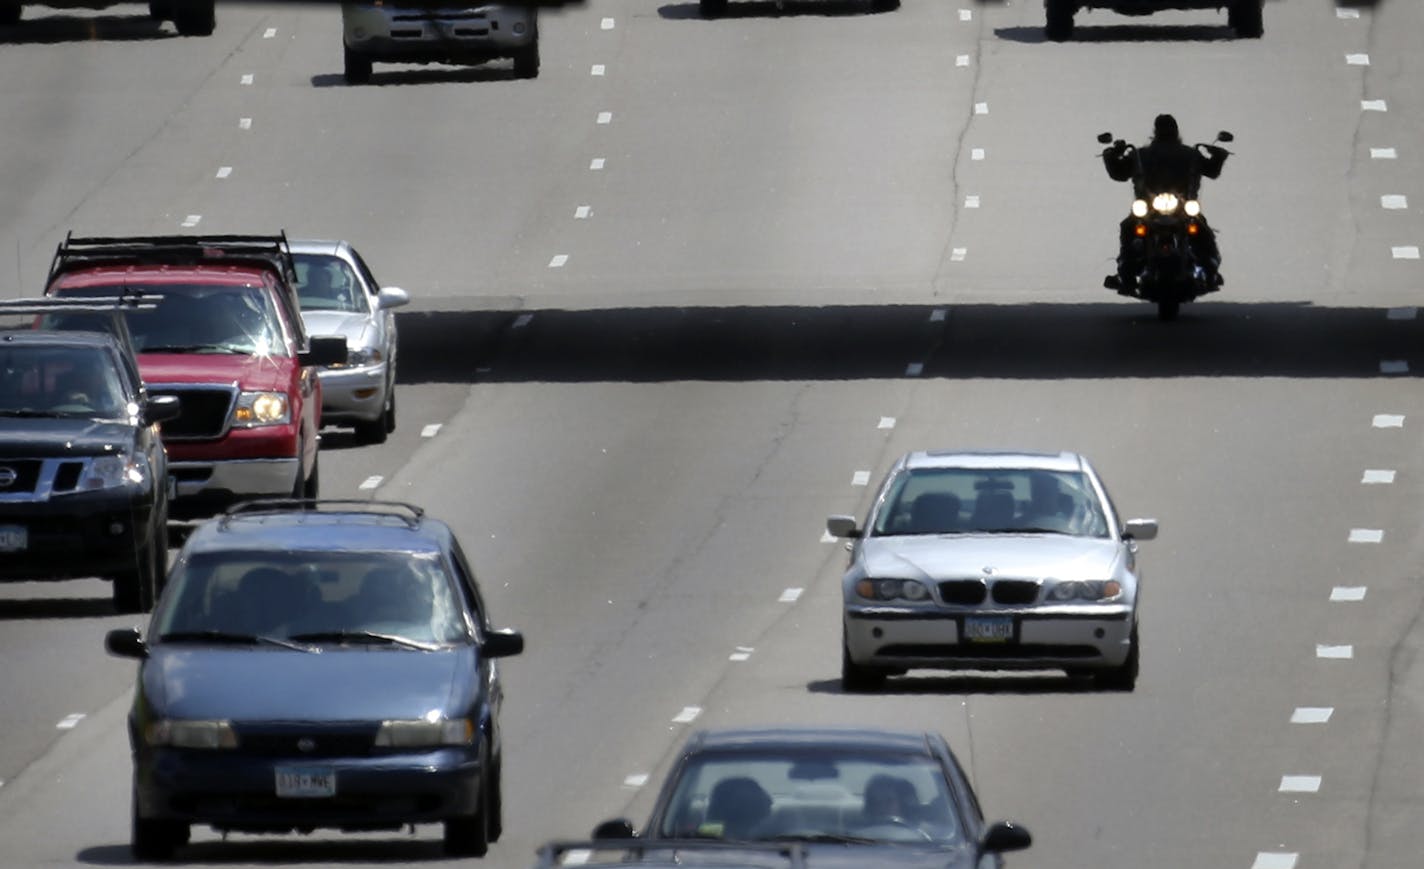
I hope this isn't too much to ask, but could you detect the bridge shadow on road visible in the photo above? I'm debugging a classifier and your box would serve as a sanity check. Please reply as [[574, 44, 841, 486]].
[[395, 301, 1422, 385]]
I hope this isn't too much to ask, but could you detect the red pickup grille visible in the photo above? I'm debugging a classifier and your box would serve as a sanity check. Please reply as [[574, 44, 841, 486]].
[[150, 386, 236, 440]]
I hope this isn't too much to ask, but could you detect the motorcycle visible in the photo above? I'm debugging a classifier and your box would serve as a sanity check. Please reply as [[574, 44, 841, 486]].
[[1098, 130, 1233, 321]]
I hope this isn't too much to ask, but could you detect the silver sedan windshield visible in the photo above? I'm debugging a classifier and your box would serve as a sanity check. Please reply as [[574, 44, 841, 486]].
[[872, 468, 1108, 538]]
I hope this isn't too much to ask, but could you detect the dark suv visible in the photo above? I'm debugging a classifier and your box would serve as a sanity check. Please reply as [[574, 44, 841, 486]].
[[106, 499, 524, 860], [45, 235, 346, 521], [0, 298, 181, 612], [1045, 0, 1264, 40]]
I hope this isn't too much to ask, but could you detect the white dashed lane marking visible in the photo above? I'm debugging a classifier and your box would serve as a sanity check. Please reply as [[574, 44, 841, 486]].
[[548, 255, 569, 268], [575, 206, 591, 219], [1349, 528, 1383, 543], [974, 102, 988, 115], [597, 111, 612, 125], [1346, 53, 1369, 65], [965, 195, 980, 208], [420, 424, 442, 438], [241, 73, 254, 85], [950, 248, 967, 262], [215, 166, 232, 179], [878, 416, 896, 429], [263, 26, 276, 38], [779, 588, 804, 603], [359, 476, 383, 490], [971, 148, 985, 161], [820, 530, 836, 543], [1278, 776, 1322, 794], [591, 64, 605, 76], [958, 8, 971, 20], [929, 309, 947, 323], [564, 849, 592, 865], [1371, 147, 1397, 159], [1386, 307, 1416, 320], [56, 714, 85, 730], [1253, 853, 1298, 869], [851, 471, 870, 487], [1373, 414, 1405, 428], [623, 773, 649, 788], [671, 706, 701, 724], [1331, 587, 1367, 602], [905, 362, 924, 377], [600, 16, 614, 29], [1382, 195, 1408, 209], [512, 314, 534, 328], [1336, 5, 1359, 16], [1361, 469, 1395, 484], [181, 215, 202, 228], [956, 55, 970, 67], [1291, 707, 1333, 724], [590, 158, 606, 170], [239, 117, 252, 130], [1317, 645, 1354, 659], [729, 646, 754, 662], [1392, 246, 1420, 259], [1361, 99, 1387, 112], [1380, 360, 1409, 374]]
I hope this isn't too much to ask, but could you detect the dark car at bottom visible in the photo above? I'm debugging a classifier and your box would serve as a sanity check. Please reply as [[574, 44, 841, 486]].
[[590, 727, 1030, 869], [105, 499, 524, 860]]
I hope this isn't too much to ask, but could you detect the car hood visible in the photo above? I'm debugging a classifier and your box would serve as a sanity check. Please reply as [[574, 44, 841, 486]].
[[858, 534, 1122, 581], [138, 352, 293, 391], [301, 311, 372, 347], [0, 418, 136, 457], [143, 647, 472, 721], [642, 842, 975, 869]]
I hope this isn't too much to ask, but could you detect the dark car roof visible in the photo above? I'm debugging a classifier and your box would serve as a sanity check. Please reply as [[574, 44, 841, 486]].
[[184, 501, 453, 556], [686, 726, 935, 756]]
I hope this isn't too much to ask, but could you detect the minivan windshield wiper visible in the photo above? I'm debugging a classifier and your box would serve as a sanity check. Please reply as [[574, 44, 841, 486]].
[[287, 630, 440, 651], [157, 630, 314, 652]]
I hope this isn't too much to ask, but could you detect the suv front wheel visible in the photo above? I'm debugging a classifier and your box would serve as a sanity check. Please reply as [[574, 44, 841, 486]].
[[173, 0, 215, 36], [1228, 0, 1263, 38], [1045, 0, 1075, 40], [344, 47, 373, 84]]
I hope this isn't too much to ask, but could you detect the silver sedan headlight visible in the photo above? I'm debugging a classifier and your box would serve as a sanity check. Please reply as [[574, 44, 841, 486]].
[[854, 578, 931, 603], [1046, 580, 1124, 602]]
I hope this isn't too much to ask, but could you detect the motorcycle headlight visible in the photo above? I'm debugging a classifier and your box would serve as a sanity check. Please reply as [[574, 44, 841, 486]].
[[374, 718, 475, 748], [1183, 199, 1201, 217], [80, 453, 144, 489], [1151, 193, 1180, 214], [855, 578, 930, 602], [1131, 199, 1149, 218], [145, 719, 238, 750], [232, 391, 290, 427]]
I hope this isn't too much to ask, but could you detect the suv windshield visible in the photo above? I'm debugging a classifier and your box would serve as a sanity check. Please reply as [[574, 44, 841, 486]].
[[153, 549, 468, 646], [54, 284, 289, 357], [0, 343, 127, 418]]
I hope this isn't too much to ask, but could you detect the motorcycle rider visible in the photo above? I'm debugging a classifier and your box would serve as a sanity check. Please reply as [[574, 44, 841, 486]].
[[1103, 114, 1229, 292]]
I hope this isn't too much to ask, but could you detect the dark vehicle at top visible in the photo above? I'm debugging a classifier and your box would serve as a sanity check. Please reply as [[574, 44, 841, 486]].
[[0, 298, 180, 613], [1044, 0, 1264, 40], [591, 727, 1030, 868], [105, 499, 525, 860], [699, 0, 897, 16]]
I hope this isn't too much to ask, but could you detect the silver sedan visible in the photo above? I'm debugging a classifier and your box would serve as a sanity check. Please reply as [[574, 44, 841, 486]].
[[826, 450, 1157, 692], [290, 240, 409, 445]]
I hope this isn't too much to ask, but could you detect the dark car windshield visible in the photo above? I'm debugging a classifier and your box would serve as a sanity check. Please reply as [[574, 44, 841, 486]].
[[871, 468, 1109, 538], [654, 750, 965, 847], [53, 284, 289, 357], [293, 254, 370, 314], [152, 549, 469, 646], [0, 343, 128, 418]]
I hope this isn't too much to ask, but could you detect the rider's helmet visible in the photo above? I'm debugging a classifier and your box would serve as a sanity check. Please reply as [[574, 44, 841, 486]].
[[1152, 114, 1180, 143]]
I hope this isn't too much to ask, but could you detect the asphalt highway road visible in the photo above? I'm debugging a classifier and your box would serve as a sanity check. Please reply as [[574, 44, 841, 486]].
[[1, 1, 1422, 867]]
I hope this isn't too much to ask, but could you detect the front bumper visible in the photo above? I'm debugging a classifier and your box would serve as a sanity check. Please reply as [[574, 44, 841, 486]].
[[344, 5, 536, 61], [316, 363, 388, 424], [136, 747, 483, 831], [0, 489, 156, 581], [167, 459, 299, 519], [845, 605, 1134, 670]]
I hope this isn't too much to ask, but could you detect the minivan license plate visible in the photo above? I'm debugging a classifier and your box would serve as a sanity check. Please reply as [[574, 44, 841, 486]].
[[964, 616, 1013, 643], [275, 766, 336, 798], [0, 525, 26, 553]]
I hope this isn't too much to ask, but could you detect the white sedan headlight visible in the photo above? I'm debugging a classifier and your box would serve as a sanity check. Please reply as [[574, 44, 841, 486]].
[[232, 391, 290, 427], [145, 719, 238, 750], [1151, 193, 1180, 214], [374, 718, 475, 748]]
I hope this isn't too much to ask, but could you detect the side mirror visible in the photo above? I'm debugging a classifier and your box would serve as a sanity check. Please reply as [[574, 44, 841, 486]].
[[592, 818, 637, 840], [105, 627, 148, 660], [376, 287, 410, 310], [142, 393, 182, 425], [1217, 130, 1234, 143], [826, 515, 861, 539], [300, 335, 348, 367], [979, 820, 1032, 854], [1097, 131, 1114, 144], [1123, 518, 1158, 541], [482, 628, 524, 659]]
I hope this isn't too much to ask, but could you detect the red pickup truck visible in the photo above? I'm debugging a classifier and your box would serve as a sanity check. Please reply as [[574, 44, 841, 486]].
[[45, 235, 346, 521]]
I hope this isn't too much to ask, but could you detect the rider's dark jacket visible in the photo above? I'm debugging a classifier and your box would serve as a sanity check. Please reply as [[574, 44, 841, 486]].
[[1104, 138, 1227, 199]]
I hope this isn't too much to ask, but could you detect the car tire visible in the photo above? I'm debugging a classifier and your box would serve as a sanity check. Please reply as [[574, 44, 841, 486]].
[[1044, 0, 1074, 41], [354, 416, 388, 445], [443, 769, 491, 856], [344, 47, 373, 85], [512, 41, 539, 79], [487, 756, 504, 842], [173, 0, 215, 36], [131, 786, 186, 860], [699, 0, 727, 18], [112, 539, 160, 615], [841, 634, 885, 693], [1229, 0, 1263, 38], [0, 1, 20, 24], [870, 0, 900, 11], [303, 451, 320, 499], [1095, 626, 1139, 692], [384, 388, 396, 434], [147, 0, 172, 20]]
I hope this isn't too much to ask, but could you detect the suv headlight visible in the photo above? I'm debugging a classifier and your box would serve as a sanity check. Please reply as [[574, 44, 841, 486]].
[[855, 578, 931, 603], [374, 718, 475, 748], [1047, 580, 1123, 602], [232, 391, 290, 427], [145, 719, 238, 750], [80, 453, 145, 489]]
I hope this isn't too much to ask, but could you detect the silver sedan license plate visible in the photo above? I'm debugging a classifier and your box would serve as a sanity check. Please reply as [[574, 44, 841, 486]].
[[964, 616, 1013, 643], [275, 766, 336, 798], [0, 525, 26, 552]]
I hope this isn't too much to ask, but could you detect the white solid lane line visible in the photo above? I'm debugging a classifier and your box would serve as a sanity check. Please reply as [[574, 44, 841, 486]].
[[1252, 853, 1298, 869], [1348, 528, 1383, 543], [729, 646, 753, 662], [1330, 587, 1367, 602], [1290, 707, 1333, 724], [1361, 469, 1395, 484], [779, 588, 804, 603], [1316, 645, 1354, 659], [671, 706, 701, 724], [1372, 414, 1405, 428], [358, 476, 382, 490], [1278, 776, 1322, 794]]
